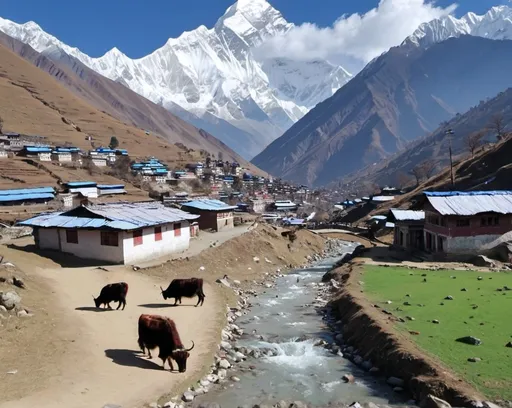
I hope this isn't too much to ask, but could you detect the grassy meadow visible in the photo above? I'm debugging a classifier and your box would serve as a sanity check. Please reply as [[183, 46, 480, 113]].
[[363, 265, 512, 399]]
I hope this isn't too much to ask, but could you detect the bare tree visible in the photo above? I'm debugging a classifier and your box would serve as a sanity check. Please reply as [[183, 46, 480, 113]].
[[420, 159, 437, 179], [410, 165, 425, 186], [488, 114, 507, 141], [464, 131, 485, 157]]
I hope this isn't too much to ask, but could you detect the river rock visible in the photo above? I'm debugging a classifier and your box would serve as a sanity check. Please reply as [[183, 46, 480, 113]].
[[386, 377, 405, 387], [274, 401, 289, 408], [182, 391, 194, 402], [198, 404, 221, 408], [369, 367, 380, 375], [218, 359, 231, 369], [0, 291, 21, 311], [468, 357, 482, 363], [220, 341, 232, 351], [200, 378, 211, 387], [472, 255, 495, 267], [361, 361, 373, 371], [0, 305, 8, 313], [163, 403, 176, 408], [290, 402, 308, 408], [342, 374, 355, 383], [206, 374, 219, 383], [335, 333, 344, 343], [420, 395, 452, 408], [231, 375, 240, 382], [350, 403, 362, 408], [216, 368, 227, 380], [353, 355, 364, 365]]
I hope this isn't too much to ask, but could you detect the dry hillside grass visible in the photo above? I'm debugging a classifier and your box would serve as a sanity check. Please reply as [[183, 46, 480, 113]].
[[0, 43, 202, 165]]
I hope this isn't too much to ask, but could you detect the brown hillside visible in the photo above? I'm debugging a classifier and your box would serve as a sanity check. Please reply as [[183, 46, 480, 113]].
[[0, 39, 262, 176], [0, 32, 262, 174]]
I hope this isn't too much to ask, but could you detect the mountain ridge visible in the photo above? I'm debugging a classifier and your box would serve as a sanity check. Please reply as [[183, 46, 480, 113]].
[[252, 6, 512, 187]]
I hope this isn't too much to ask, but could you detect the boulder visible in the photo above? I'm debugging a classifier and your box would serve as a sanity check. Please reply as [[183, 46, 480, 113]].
[[420, 395, 452, 408], [216, 278, 231, 288], [0, 291, 21, 311], [472, 255, 495, 268], [386, 377, 405, 387], [182, 391, 194, 402], [216, 368, 227, 379], [456, 336, 482, 346], [290, 402, 308, 408], [506, 341, 512, 348], [468, 357, 482, 363], [349, 403, 362, 408], [342, 374, 355, 383]]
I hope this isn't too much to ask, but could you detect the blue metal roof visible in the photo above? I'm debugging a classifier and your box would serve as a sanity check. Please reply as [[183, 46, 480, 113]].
[[181, 199, 237, 211], [66, 181, 97, 188], [25, 146, 52, 153], [0, 187, 54, 196], [0, 193, 55, 202], [18, 202, 199, 230], [97, 184, 125, 189]]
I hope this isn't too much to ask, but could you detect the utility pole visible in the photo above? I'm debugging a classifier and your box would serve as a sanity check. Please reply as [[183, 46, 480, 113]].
[[445, 129, 455, 188]]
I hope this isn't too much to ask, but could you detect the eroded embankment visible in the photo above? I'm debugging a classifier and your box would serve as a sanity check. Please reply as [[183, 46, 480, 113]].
[[327, 260, 484, 407]]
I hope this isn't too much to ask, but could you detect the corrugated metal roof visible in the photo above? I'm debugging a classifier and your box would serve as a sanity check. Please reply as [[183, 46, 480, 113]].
[[97, 184, 125, 189], [371, 215, 387, 220], [0, 187, 54, 196], [66, 181, 97, 187], [372, 196, 395, 202], [425, 191, 512, 216], [0, 193, 54, 202], [390, 209, 425, 221], [182, 199, 237, 211], [18, 202, 198, 230], [385, 222, 395, 228], [26, 146, 52, 153]]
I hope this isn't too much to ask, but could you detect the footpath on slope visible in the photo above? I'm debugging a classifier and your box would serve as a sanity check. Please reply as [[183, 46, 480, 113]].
[[0, 224, 326, 408]]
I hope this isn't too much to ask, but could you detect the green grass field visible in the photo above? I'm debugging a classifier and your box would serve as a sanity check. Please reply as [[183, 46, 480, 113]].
[[363, 265, 512, 400]]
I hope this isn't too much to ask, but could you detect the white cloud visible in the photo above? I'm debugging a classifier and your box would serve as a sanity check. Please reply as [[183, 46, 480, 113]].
[[255, 0, 457, 70]]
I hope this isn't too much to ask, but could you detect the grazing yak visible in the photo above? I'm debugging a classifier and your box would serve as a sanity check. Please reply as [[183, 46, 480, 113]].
[[137, 314, 194, 372], [160, 278, 205, 306], [93, 282, 128, 310]]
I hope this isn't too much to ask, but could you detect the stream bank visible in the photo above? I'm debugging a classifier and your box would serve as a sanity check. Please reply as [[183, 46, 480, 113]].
[[182, 241, 413, 408]]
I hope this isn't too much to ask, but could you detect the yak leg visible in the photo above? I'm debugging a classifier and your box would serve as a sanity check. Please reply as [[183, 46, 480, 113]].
[[167, 357, 174, 372], [173, 298, 178, 306], [195, 295, 201, 307], [122, 298, 126, 310], [107, 302, 112, 309]]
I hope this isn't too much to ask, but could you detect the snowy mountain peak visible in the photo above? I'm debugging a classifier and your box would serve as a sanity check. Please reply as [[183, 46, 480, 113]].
[[405, 5, 512, 48], [0, 1, 350, 159]]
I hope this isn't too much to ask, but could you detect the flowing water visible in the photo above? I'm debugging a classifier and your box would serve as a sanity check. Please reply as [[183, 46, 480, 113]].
[[195, 243, 411, 407]]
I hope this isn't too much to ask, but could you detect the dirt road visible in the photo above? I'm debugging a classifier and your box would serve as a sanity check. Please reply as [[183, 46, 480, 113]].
[[0, 264, 223, 408]]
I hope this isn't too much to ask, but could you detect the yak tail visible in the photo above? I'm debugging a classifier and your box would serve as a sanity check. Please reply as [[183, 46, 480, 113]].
[[123, 282, 129, 295]]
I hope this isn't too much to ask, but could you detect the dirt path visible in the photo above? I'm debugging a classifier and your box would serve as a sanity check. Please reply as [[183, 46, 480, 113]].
[[0, 265, 223, 408]]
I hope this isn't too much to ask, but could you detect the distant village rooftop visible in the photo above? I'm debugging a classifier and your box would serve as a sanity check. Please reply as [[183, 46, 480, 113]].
[[181, 199, 237, 211]]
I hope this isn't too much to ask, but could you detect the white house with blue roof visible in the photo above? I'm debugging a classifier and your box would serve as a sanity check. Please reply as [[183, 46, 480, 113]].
[[180, 199, 237, 232], [18, 202, 199, 264]]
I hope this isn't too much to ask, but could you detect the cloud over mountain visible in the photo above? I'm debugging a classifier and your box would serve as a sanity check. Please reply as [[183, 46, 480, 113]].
[[255, 0, 457, 70]]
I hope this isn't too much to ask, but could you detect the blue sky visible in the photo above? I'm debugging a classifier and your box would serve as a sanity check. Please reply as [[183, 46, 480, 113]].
[[0, 0, 507, 58]]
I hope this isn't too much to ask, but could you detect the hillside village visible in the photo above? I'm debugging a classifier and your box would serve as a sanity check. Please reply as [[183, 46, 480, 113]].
[[1, 3, 512, 408]]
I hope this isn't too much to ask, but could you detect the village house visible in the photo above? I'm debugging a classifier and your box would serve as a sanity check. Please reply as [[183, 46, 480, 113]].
[[65, 181, 99, 198], [97, 184, 126, 196], [420, 191, 512, 254], [19, 146, 52, 161], [0, 186, 55, 206], [60, 192, 89, 208], [89, 147, 117, 166], [18, 202, 199, 264], [388, 209, 425, 250], [181, 199, 237, 232], [51, 147, 74, 163]]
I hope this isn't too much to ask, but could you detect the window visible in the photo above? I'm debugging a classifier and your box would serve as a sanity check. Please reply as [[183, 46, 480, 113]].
[[66, 229, 78, 244], [481, 216, 500, 227], [174, 223, 181, 237], [154, 226, 162, 241], [101, 231, 119, 247], [456, 219, 470, 227], [133, 229, 143, 246]]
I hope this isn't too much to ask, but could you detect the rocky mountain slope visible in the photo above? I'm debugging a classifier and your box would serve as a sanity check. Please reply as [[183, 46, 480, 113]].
[[0, 0, 351, 159], [0, 31, 261, 173], [253, 35, 512, 187], [340, 87, 512, 190], [252, 6, 512, 186]]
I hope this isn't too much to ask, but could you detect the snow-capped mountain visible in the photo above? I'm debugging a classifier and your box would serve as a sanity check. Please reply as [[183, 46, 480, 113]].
[[405, 5, 512, 48], [0, 0, 351, 159]]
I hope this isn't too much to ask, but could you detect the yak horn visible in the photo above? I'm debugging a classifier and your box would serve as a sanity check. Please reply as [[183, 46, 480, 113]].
[[160, 286, 164, 293], [185, 340, 195, 352]]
